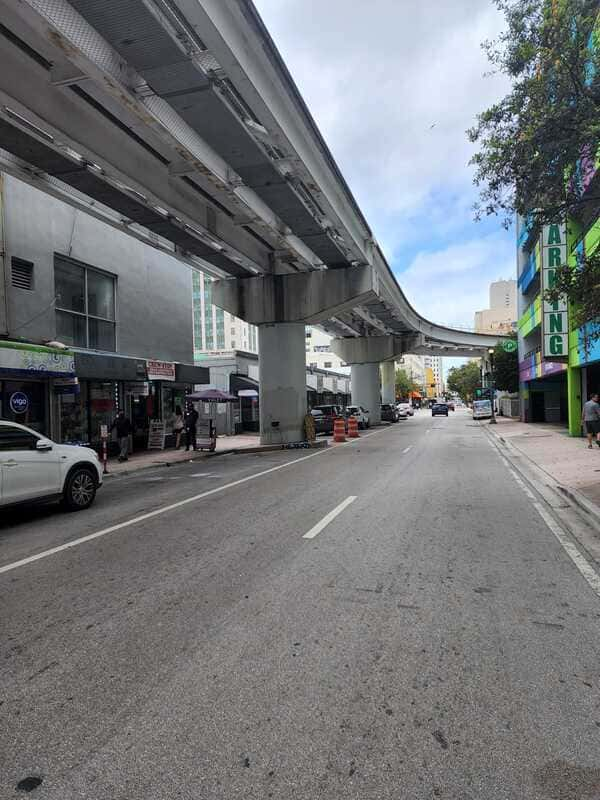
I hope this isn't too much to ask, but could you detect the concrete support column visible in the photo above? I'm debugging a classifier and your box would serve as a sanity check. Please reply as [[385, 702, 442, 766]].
[[351, 363, 381, 426], [258, 323, 307, 445], [381, 362, 396, 405]]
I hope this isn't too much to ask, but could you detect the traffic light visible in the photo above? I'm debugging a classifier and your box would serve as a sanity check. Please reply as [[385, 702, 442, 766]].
[[475, 387, 491, 400]]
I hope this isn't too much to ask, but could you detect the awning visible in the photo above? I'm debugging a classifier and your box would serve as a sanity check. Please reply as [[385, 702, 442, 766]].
[[0, 340, 75, 378]]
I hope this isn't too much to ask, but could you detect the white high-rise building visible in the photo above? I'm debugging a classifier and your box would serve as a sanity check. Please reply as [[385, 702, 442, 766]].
[[192, 271, 258, 358], [474, 279, 517, 334], [424, 354, 444, 396], [305, 326, 350, 373]]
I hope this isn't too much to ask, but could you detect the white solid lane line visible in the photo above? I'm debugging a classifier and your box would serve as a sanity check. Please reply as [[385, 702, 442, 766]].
[[0, 425, 393, 576], [402, 446, 412, 454], [302, 496, 357, 540]]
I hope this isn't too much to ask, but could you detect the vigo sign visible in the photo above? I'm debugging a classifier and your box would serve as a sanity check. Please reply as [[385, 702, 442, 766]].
[[541, 223, 568, 359]]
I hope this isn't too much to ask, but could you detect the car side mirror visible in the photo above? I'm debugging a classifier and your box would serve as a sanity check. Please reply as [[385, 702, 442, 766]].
[[36, 439, 53, 452]]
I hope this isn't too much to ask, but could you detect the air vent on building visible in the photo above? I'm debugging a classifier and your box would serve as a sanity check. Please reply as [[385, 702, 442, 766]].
[[11, 258, 34, 290]]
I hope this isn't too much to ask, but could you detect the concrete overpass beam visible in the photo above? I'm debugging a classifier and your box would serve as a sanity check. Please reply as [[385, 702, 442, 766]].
[[212, 265, 378, 325], [258, 323, 307, 445], [381, 362, 396, 405]]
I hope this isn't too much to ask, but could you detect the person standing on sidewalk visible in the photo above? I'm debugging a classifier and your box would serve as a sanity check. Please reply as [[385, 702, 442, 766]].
[[173, 405, 184, 450], [184, 402, 199, 451], [582, 393, 600, 449], [111, 410, 132, 462]]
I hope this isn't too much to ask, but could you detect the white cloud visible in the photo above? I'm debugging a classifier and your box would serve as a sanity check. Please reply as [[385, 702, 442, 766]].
[[253, 0, 510, 237], [399, 232, 515, 330]]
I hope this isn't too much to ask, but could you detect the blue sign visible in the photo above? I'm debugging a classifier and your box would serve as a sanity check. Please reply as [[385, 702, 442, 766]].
[[9, 391, 29, 415]]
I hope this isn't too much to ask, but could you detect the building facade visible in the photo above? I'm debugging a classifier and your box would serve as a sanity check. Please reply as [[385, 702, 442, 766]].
[[423, 355, 444, 397], [192, 270, 258, 359], [305, 326, 350, 374], [474, 279, 517, 334], [0, 174, 207, 450]]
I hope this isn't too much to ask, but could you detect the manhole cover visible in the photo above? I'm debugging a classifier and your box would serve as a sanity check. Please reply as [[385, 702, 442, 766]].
[[16, 776, 43, 793]]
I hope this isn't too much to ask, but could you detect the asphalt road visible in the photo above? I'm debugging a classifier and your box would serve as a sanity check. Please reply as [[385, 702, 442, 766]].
[[2, 409, 600, 799]]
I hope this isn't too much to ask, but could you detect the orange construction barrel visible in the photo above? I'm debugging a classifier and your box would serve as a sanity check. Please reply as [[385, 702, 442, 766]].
[[333, 416, 346, 443], [347, 416, 359, 438]]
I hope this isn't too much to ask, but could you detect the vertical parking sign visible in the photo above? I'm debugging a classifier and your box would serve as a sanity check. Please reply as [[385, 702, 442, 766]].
[[541, 223, 568, 359]]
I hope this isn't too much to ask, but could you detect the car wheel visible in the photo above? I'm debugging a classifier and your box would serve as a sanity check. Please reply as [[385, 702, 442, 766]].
[[63, 467, 97, 511]]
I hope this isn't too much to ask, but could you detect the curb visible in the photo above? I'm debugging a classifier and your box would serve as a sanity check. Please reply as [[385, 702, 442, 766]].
[[102, 439, 329, 476], [556, 485, 600, 524], [485, 424, 600, 526]]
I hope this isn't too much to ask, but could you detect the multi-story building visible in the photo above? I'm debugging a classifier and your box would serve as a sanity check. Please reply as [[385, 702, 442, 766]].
[[517, 213, 600, 431], [424, 355, 444, 397], [397, 353, 426, 393], [474, 279, 517, 334], [192, 271, 258, 359], [305, 326, 350, 374], [0, 174, 208, 450]]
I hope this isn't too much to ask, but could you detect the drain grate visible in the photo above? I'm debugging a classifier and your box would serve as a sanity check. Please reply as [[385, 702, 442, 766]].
[[16, 777, 43, 793]]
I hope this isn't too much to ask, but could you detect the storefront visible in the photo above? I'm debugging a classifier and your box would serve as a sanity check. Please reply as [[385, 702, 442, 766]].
[[0, 340, 76, 436], [60, 352, 208, 452]]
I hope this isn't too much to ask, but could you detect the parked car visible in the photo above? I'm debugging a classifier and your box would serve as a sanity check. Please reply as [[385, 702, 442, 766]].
[[431, 403, 449, 417], [446, 401, 455, 411], [397, 402, 414, 417], [0, 421, 103, 511], [311, 405, 342, 434], [381, 403, 399, 422], [310, 409, 331, 435], [345, 405, 370, 429]]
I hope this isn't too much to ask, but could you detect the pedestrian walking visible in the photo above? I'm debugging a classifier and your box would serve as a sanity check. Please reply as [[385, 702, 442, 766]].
[[581, 392, 600, 449], [184, 403, 199, 451], [173, 405, 184, 450], [111, 410, 132, 462]]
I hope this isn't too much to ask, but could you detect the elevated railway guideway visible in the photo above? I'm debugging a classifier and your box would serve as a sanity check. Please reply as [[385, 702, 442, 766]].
[[0, 0, 506, 441]]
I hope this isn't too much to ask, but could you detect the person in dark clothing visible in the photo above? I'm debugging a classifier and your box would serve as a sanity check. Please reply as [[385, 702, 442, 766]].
[[111, 410, 132, 462], [184, 403, 199, 451]]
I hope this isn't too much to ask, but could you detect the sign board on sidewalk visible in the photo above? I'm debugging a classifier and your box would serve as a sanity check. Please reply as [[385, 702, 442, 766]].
[[541, 223, 568, 360], [146, 360, 176, 381], [100, 424, 108, 440], [147, 419, 166, 450], [196, 418, 216, 451]]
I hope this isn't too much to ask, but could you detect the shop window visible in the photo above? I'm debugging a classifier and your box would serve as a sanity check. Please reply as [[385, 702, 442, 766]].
[[11, 258, 34, 290], [54, 255, 116, 351]]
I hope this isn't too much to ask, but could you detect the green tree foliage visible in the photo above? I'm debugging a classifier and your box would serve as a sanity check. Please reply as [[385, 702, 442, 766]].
[[395, 368, 420, 399], [469, 0, 600, 228], [446, 361, 482, 402], [493, 335, 519, 392]]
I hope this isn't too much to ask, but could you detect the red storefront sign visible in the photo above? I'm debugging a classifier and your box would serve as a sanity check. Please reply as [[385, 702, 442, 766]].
[[146, 360, 176, 381]]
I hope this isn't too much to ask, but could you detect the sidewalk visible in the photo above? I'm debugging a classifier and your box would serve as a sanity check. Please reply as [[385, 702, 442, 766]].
[[488, 417, 600, 514], [104, 432, 262, 476]]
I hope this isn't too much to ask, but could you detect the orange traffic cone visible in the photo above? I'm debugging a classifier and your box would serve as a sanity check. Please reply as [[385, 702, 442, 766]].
[[347, 416, 359, 438], [333, 416, 346, 443]]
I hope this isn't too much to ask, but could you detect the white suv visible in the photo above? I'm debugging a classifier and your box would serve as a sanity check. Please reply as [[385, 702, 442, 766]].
[[345, 405, 371, 429], [0, 421, 103, 511]]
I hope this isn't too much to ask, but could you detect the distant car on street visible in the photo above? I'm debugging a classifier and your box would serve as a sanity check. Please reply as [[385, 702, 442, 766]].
[[381, 403, 399, 422], [345, 405, 371, 429], [397, 402, 414, 417], [446, 401, 455, 411], [0, 420, 103, 511], [431, 403, 449, 417]]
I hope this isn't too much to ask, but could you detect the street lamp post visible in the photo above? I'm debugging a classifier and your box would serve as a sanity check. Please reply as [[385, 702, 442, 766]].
[[488, 348, 497, 425]]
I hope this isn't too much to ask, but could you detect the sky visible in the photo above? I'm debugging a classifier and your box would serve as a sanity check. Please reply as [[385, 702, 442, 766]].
[[253, 0, 514, 374]]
